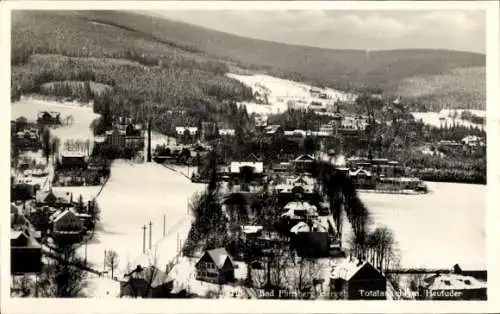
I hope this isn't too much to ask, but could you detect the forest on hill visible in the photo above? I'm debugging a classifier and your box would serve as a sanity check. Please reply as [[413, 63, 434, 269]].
[[12, 9, 486, 126]]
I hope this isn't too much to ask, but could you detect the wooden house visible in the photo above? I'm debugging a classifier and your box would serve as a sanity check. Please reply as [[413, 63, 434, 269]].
[[37, 111, 61, 125], [120, 265, 173, 298], [290, 221, 330, 257], [291, 154, 316, 173], [195, 248, 236, 284], [330, 259, 387, 300], [11, 230, 42, 274]]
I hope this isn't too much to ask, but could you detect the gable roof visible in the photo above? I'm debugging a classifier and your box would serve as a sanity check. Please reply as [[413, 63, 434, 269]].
[[203, 248, 234, 270], [36, 190, 74, 204], [349, 168, 373, 177], [294, 154, 315, 162], [230, 162, 264, 174], [38, 111, 61, 119], [331, 260, 383, 282], [290, 221, 327, 234], [50, 209, 79, 223]]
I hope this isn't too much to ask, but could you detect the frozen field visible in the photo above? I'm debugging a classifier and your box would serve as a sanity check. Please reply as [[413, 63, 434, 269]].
[[81, 162, 206, 277], [11, 96, 99, 146], [411, 109, 486, 130], [359, 182, 486, 270], [227, 73, 356, 115]]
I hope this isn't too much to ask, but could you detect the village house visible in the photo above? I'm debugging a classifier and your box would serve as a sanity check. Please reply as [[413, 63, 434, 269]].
[[461, 135, 485, 148], [289, 220, 329, 257], [263, 124, 284, 137], [420, 272, 487, 300], [280, 201, 319, 233], [120, 265, 173, 298], [35, 189, 74, 207], [59, 151, 87, 170], [254, 114, 268, 128], [274, 175, 316, 204], [330, 259, 387, 300], [228, 154, 265, 186], [271, 162, 292, 173], [218, 128, 236, 137], [105, 128, 126, 149], [49, 209, 85, 243], [13, 129, 39, 151], [291, 154, 316, 173], [11, 229, 42, 274], [284, 129, 307, 141], [175, 126, 198, 137], [437, 140, 464, 152], [348, 168, 376, 189], [308, 100, 328, 113], [195, 248, 236, 284], [50, 209, 84, 232], [37, 110, 61, 125]]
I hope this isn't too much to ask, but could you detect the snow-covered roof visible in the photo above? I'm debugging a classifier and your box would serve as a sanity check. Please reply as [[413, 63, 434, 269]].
[[61, 151, 86, 158], [241, 225, 263, 234], [348, 168, 372, 177], [230, 162, 264, 174], [284, 201, 317, 211], [425, 273, 487, 291], [462, 135, 482, 142], [290, 221, 327, 234], [331, 259, 380, 281], [206, 248, 234, 269], [293, 154, 315, 162], [36, 190, 73, 203], [219, 129, 235, 135], [50, 209, 79, 223], [175, 127, 198, 135], [11, 230, 24, 240], [94, 136, 106, 143], [274, 184, 314, 194]]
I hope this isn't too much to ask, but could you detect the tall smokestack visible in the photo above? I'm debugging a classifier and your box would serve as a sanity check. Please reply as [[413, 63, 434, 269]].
[[147, 119, 152, 162]]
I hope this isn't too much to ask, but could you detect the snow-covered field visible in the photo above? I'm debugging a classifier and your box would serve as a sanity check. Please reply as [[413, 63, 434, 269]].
[[11, 96, 99, 148], [359, 182, 486, 270], [81, 162, 206, 278], [411, 109, 486, 130], [227, 73, 356, 116]]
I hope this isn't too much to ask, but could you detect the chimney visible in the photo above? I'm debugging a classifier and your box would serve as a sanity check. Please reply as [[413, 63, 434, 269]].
[[146, 119, 152, 163]]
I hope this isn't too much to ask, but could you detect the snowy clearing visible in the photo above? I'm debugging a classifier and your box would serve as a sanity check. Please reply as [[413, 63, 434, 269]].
[[80, 162, 206, 277], [11, 96, 99, 148], [227, 73, 356, 116], [411, 109, 485, 130], [360, 182, 486, 270]]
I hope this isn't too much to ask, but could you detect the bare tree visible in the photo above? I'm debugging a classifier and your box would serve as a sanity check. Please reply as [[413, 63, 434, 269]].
[[365, 226, 398, 272], [105, 250, 119, 279], [292, 257, 321, 299]]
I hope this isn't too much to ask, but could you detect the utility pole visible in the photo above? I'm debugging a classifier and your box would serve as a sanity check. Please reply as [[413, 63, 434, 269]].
[[163, 214, 166, 237], [142, 225, 146, 253], [149, 221, 153, 250], [147, 119, 152, 163], [84, 238, 88, 266]]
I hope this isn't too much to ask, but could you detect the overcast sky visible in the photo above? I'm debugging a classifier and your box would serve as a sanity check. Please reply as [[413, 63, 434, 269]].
[[152, 10, 485, 54]]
